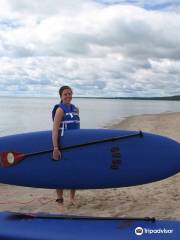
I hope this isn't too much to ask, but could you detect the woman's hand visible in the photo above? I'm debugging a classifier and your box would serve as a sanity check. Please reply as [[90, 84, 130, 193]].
[[53, 147, 61, 160]]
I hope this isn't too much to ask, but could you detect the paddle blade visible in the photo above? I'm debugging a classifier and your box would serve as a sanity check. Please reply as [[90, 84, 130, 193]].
[[0, 152, 25, 167]]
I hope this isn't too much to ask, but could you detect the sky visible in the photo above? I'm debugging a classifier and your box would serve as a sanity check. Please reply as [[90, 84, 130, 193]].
[[0, 0, 180, 97]]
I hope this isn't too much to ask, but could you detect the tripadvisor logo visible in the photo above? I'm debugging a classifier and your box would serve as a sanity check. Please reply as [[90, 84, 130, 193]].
[[135, 227, 143, 236], [135, 227, 173, 236]]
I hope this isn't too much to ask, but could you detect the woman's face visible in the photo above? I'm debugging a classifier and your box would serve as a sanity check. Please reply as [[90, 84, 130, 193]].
[[61, 88, 73, 104]]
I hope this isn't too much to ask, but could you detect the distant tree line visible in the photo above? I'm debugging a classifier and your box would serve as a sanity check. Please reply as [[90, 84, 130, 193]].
[[75, 95, 180, 101]]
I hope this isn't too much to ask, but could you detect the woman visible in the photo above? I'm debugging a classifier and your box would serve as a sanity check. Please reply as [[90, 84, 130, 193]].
[[52, 86, 80, 205]]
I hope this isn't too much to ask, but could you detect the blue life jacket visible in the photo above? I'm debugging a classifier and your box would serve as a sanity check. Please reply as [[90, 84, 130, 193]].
[[52, 102, 80, 136]]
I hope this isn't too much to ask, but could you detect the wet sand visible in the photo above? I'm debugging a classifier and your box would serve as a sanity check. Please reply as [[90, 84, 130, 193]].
[[0, 112, 180, 219]]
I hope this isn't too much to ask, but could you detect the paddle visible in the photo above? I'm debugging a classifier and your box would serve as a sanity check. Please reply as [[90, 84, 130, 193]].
[[9, 212, 155, 222], [0, 131, 143, 167]]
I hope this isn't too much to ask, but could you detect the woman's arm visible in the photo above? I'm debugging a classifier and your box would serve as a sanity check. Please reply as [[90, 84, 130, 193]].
[[52, 108, 64, 160]]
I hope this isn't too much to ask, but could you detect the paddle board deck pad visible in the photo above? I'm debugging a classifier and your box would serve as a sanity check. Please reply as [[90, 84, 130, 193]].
[[0, 212, 179, 240], [0, 129, 179, 189]]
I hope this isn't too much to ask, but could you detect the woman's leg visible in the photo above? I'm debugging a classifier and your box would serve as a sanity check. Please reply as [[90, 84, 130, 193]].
[[70, 189, 76, 204], [56, 189, 64, 203]]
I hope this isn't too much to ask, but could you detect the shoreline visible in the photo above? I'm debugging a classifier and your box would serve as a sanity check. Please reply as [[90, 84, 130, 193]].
[[0, 111, 180, 219], [109, 111, 180, 142]]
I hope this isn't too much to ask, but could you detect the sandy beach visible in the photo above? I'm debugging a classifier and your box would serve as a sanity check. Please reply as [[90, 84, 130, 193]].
[[0, 112, 180, 220]]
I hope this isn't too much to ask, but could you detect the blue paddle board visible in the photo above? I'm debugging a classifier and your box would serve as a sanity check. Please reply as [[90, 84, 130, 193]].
[[0, 212, 179, 240], [0, 129, 179, 188]]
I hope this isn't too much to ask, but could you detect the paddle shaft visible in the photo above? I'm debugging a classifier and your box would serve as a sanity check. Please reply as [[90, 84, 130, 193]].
[[26, 131, 143, 158], [11, 213, 155, 221]]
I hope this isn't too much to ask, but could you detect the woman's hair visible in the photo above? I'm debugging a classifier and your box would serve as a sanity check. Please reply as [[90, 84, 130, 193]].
[[59, 86, 72, 96]]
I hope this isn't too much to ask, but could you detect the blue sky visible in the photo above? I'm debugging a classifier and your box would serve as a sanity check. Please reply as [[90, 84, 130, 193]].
[[0, 0, 180, 97], [98, 0, 180, 11]]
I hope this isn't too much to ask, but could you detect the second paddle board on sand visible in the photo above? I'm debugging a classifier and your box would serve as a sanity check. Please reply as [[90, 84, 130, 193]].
[[0, 212, 179, 240]]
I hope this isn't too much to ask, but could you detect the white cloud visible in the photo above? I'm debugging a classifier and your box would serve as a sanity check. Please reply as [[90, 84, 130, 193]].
[[0, 1, 180, 97]]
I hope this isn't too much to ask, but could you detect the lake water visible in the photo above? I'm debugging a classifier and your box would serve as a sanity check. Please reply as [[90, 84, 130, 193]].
[[0, 96, 179, 136]]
